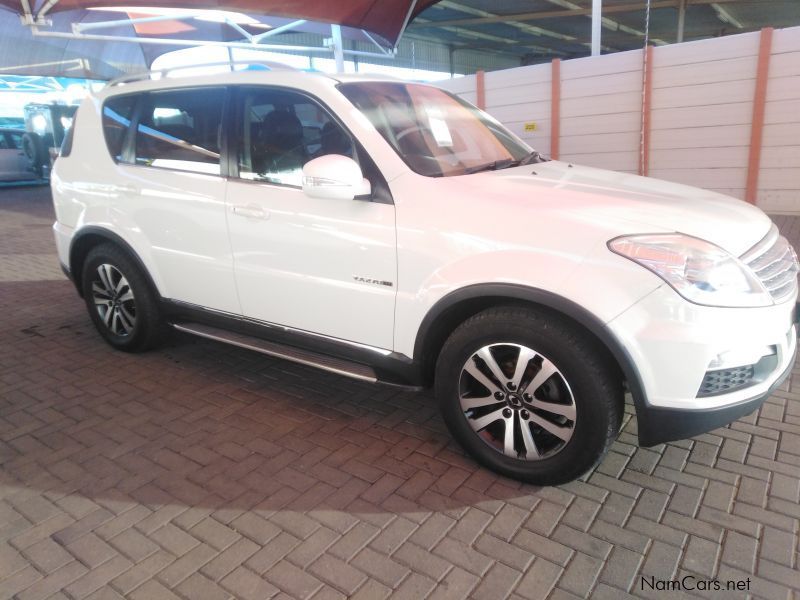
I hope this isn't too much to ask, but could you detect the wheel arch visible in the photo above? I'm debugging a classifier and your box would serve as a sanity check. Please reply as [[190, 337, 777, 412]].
[[69, 227, 161, 299], [413, 283, 648, 411]]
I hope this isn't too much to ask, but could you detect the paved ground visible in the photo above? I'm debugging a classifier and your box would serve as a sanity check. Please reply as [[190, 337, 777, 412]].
[[1, 185, 799, 600]]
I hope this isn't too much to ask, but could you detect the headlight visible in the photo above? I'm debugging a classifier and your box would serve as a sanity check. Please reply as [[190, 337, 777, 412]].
[[609, 234, 772, 307]]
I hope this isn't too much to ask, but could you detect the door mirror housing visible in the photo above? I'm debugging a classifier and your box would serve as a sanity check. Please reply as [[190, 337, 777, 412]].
[[302, 154, 371, 201]]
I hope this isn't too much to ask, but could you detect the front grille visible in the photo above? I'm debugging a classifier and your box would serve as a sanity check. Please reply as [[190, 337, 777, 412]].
[[698, 366, 755, 397], [741, 224, 799, 304]]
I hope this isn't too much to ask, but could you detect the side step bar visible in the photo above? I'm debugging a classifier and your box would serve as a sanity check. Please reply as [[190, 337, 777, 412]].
[[172, 322, 378, 383]]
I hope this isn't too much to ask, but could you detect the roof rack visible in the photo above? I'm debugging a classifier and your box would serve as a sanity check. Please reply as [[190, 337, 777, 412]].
[[107, 60, 298, 87]]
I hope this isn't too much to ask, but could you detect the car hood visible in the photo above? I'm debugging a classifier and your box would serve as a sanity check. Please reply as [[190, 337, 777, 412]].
[[469, 160, 771, 256]]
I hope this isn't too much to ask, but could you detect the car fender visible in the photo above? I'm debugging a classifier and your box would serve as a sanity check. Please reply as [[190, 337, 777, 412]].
[[69, 222, 166, 299]]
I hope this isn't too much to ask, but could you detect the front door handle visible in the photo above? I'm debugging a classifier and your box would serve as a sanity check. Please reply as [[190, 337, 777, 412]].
[[233, 204, 269, 220]]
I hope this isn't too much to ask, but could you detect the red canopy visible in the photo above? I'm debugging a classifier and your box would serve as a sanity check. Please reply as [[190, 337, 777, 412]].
[[0, 0, 440, 46]]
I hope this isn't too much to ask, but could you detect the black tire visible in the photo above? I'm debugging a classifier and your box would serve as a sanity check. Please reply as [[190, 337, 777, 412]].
[[81, 243, 165, 352], [22, 132, 44, 176], [435, 306, 623, 485]]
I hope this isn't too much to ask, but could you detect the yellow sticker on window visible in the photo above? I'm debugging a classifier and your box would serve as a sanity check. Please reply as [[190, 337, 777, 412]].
[[524, 122, 537, 132]]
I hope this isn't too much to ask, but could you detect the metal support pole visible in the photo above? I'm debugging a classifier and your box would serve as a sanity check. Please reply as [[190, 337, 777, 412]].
[[677, 0, 687, 43], [591, 0, 602, 56], [331, 24, 345, 73]]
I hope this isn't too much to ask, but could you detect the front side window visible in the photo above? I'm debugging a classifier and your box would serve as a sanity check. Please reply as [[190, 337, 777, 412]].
[[102, 95, 136, 162], [135, 88, 224, 175], [236, 87, 355, 187], [338, 82, 534, 177]]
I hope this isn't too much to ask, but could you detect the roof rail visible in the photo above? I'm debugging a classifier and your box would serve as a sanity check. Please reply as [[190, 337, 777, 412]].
[[107, 60, 298, 87]]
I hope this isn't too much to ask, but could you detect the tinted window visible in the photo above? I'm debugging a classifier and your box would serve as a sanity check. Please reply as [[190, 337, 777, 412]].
[[6, 132, 23, 150], [135, 88, 224, 175], [102, 95, 136, 162], [237, 87, 354, 187], [0, 135, 8, 150]]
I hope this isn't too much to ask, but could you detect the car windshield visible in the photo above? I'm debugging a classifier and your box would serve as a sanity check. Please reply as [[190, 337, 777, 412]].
[[338, 82, 537, 177]]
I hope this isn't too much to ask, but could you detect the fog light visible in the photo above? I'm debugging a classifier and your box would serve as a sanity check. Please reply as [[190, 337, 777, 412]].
[[708, 346, 775, 370]]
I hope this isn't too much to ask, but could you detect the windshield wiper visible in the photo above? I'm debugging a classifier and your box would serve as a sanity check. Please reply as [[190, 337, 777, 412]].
[[462, 151, 549, 175], [513, 150, 549, 166], [462, 158, 517, 175]]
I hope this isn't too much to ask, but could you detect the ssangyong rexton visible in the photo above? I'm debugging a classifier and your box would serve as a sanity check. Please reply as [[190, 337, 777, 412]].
[[51, 67, 799, 484]]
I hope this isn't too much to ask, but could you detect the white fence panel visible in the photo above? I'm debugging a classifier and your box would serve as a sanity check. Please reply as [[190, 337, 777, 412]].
[[439, 25, 800, 214], [759, 27, 800, 213]]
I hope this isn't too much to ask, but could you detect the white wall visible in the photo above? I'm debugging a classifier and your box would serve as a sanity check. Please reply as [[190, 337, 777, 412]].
[[439, 26, 800, 214], [760, 28, 800, 213]]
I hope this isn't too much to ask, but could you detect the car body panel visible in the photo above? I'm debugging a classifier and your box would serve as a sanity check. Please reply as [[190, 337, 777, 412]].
[[225, 178, 397, 349]]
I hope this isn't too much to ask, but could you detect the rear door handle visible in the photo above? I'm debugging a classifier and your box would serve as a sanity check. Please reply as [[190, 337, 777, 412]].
[[233, 204, 269, 220]]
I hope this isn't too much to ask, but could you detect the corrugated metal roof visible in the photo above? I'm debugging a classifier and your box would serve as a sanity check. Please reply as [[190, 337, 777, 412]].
[[408, 0, 800, 65]]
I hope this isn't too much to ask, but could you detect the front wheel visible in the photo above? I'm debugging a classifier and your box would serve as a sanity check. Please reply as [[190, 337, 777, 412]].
[[81, 243, 165, 352], [435, 306, 623, 485]]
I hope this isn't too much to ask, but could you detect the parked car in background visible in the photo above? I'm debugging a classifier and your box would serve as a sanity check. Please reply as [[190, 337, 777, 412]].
[[50, 67, 799, 485], [22, 102, 76, 178], [0, 128, 35, 181]]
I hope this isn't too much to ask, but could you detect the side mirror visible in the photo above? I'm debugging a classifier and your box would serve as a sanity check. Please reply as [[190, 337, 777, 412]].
[[302, 154, 371, 201]]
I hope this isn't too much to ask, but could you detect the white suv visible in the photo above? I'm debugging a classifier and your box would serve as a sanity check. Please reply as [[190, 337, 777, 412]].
[[51, 67, 799, 484]]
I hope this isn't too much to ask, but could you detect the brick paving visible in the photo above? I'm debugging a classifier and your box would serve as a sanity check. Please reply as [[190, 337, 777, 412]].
[[1, 185, 799, 600]]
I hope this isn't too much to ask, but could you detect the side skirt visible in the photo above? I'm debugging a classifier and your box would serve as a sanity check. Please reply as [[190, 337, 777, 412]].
[[161, 300, 426, 391]]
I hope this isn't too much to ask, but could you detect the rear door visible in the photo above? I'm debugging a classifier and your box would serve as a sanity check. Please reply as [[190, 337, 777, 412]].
[[106, 87, 240, 314]]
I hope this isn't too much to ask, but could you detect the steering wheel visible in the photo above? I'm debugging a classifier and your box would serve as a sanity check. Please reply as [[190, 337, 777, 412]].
[[395, 125, 429, 144]]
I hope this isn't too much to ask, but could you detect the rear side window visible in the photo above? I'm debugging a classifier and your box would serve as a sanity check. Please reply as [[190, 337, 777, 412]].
[[103, 95, 136, 161], [135, 88, 225, 175], [5, 132, 23, 149]]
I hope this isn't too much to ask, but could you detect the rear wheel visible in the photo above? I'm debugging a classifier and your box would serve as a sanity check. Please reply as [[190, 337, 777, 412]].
[[435, 306, 623, 485], [81, 244, 165, 352], [22, 132, 45, 177]]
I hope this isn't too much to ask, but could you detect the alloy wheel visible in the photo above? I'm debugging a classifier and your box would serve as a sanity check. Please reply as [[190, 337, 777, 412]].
[[459, 343, 576, 460], [91, 263, 136, 337]]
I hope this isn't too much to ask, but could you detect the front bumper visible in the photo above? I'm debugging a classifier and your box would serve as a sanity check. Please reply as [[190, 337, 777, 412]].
[[635, 336, 795, 446], [608, 286, 797, 446]]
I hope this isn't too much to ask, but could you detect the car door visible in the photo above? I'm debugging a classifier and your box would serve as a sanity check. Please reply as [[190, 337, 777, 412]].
[[107, 87, 240, 314], [0, 132, 26, 180], [225, 86, 397, 350]]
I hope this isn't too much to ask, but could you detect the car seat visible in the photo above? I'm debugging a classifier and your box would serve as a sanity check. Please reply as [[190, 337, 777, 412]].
[[318, 121, 352, 157], [252, 109, 306, 177]]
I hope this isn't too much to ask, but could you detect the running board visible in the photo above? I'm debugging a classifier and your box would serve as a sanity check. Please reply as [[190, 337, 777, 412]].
[[172, 322, 378, 383]]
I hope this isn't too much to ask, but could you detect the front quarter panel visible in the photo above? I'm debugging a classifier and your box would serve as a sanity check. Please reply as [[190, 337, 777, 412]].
[[391, 171, 666, 358]]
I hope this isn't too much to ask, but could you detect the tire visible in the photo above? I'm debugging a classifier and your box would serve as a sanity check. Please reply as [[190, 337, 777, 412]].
[[81, 243, 165, 352], [435, 306, 623, 485], [22, 132, 44, 176]]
